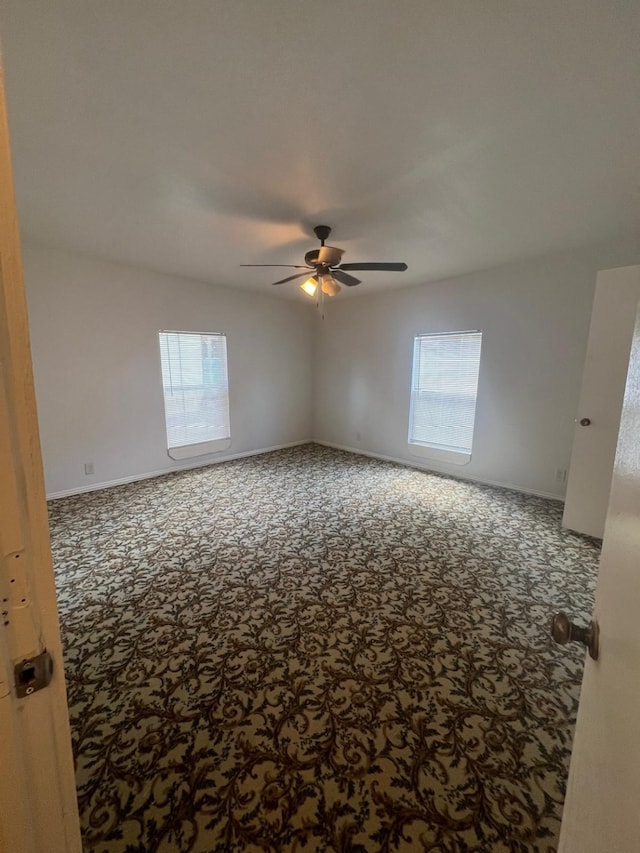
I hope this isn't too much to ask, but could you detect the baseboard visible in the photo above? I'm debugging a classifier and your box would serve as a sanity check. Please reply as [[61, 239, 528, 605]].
[[47, 439, 565, 503], [313, 440, 565, 502], [46, 440, 313, 500]]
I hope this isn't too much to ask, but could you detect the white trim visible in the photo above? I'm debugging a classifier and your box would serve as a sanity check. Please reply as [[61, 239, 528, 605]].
[[46, 440, 312, 499], [314, 440, 565, 501], [168, 437, 231, 460], [408, 443, 471, 466]]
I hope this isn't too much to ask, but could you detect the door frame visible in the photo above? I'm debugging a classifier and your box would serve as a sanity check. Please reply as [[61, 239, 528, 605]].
[[0, 59, 81, 853], [562, 265, 640, 537]]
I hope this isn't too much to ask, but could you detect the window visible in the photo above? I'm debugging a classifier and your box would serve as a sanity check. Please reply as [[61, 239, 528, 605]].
[[408, 331, 482, 463], [159, 331, 231, 460]]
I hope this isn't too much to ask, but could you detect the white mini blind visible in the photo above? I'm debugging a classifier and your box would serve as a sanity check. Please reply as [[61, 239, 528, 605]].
[[409, 331, 482, 454], [159, 331, 230, 451]]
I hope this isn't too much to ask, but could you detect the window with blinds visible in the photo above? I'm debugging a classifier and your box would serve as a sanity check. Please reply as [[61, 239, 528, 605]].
[[159, 331, 231, 459], [408, 331, 482, 456]]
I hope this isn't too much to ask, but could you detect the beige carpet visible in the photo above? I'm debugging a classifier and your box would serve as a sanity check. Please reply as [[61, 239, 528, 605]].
[[48, 444, 599, 852]]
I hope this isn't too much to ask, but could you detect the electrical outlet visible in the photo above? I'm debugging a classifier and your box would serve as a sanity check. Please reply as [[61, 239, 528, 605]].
[[355, 431, 362, 442], [84, 462, 94, 475], [555, 467, 567, 484]]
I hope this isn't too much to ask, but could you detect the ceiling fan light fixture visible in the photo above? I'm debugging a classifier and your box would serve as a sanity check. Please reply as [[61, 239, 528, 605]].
[[300, 276, 318, 297], [321, 274, 341, 297]]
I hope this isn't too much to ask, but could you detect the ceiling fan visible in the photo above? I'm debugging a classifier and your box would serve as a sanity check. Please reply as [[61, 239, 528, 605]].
[[241, 225, 408, 298]]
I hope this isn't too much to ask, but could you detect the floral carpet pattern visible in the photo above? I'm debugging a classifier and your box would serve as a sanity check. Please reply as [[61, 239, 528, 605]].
[[48, 444, 600, 853]]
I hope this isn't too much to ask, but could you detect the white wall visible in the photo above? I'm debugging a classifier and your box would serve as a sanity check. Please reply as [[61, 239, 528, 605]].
[[23, 243, 314, 496], [313, 241, 640, 498], [24, 238, 640, 501]]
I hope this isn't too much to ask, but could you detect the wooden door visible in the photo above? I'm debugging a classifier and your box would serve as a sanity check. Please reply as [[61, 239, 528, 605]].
[[0, 60, 81, 852], [562, 265, 640, 538], [558, 296, 640, 850]]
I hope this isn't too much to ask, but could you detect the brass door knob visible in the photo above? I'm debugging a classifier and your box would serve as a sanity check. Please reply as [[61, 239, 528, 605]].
[[551, 612, 599, 661], [579, 417, 591, 426]]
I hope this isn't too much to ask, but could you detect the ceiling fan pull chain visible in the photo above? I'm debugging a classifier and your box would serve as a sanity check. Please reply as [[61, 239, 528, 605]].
[[317, 283, 325, 319]]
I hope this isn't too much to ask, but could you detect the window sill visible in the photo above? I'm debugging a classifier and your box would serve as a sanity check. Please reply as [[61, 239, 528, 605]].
[[168, 438, 231, 460], [408, 443, 471, 466]]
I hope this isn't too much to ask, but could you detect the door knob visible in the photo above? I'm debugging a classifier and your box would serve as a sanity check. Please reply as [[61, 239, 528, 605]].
[[579, 417, 591, 426], [551, 612, 599, 660]]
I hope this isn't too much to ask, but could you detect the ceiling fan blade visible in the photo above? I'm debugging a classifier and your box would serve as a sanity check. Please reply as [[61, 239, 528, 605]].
[[241, 264, 310, 268], [317, 245, 344, 266], [338, 262, 408, 272], [332, 269, 361, 287], [271, 271, 315, 286]]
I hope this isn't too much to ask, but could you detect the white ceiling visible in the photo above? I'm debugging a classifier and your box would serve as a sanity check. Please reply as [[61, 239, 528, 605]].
[[1, 1, 638, 300]]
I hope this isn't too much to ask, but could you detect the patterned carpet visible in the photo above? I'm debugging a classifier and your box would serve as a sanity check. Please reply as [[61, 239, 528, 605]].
[[48, 444, 599, 853]]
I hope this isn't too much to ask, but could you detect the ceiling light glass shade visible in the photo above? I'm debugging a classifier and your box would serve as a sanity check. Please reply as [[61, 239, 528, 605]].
[[321, 274, 341, 297], [300, 277, 318, 297]]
